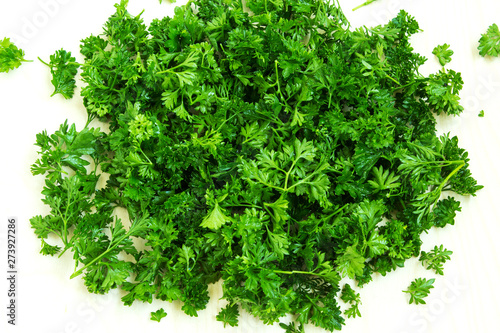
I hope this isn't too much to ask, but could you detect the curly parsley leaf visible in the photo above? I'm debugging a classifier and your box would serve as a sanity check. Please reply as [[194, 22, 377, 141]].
[[0, 37, 30, 73], [39, 49, 80, 99]]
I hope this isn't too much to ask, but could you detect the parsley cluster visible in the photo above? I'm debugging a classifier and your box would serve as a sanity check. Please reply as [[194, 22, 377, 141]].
[[31, 0, 482, 331]]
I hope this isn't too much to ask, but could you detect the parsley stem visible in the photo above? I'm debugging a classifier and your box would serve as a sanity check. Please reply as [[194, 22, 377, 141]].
[[37, 56, 86, 68], [352, 0, 377, 11], [385, 74, 401, 86], [272, 269, 319, 276], [69, 218, 142, 279], [37, 56, 51, 67], [438, 160, 465, 192], [392, 78, 427, 92], [273, 60, 288, 104]]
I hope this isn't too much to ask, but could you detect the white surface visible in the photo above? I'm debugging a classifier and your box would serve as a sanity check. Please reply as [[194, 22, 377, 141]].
[[1, 0, 500, 332]]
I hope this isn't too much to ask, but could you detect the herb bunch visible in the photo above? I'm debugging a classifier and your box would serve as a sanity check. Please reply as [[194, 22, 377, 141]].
[[31, 0, 482, 331]]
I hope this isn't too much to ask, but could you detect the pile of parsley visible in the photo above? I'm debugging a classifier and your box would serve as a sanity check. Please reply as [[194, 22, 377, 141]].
[[30, 0, 482, 331]]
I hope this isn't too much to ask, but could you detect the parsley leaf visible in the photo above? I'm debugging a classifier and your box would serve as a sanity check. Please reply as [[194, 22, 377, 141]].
[[340, 284, 362, 318], [150, 308, 167, 322], [478, 23, 500, 57], [39, 49, 80, 99], [216, 303, 239, 327], [419, 245, 453, 275], [403, 278, 435, 305], [0, 37, 30, 73], [432, 44, 454, 66]]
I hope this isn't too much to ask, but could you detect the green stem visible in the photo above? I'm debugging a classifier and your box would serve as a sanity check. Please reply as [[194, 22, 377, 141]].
[[70, 225, 133, 279], [392, 78, 427, 92], [37, 57, 86, 68], [352, 0, 378, 11], [273, 60, 288, 104], [323, 203, 349, 223], [273, 269, 319, 277], [385, 74, 401, 86], [437, 161, 465, 192]]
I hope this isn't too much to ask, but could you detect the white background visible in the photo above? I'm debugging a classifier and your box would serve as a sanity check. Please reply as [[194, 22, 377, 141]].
[[1, 0, 500, 332]]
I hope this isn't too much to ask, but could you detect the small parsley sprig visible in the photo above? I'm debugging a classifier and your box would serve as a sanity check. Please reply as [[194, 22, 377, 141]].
[[38, 50, 80, 99], [404, 278, 435, 305], [150, 308, 167, 322], [432, 44, 454, 66], [340, 284, 362, 318], [0, 37, 31, 73], [478, 23, 500, 57], [419, 245, 453, 275]]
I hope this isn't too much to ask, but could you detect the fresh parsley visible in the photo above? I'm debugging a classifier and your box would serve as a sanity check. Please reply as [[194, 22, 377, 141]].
[[340, 284, 362, 318], [419, 245, 453, 275], [478, 23, 500, 57], [0, 37, 30, 73], [30, 0, 482, 331], [403, 278, 435, 305], [432, 44, 454, 66], [38, 50, 80, 99], [150, 308, 167, 322]]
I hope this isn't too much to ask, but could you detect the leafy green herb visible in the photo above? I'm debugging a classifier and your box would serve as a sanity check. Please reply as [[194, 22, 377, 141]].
[[31, 0, 482, 331], [340, 284, 362, 318], [38, 50, 80, 99], [419, 245, 452, 275], [0, 37, 31, 73], [432, 44, 454, 66], [216, 303, 239, 327], [403, 278, 435, 305], [150, 308, 167, 322], [478, 23, 500, 57], [478, 110, 485, 117]]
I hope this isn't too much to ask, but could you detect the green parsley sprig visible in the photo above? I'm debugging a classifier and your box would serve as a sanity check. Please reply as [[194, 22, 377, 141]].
[[0, 37, 31, 73], [478, 23, 500, 57], [404, 278, 435, 305]]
